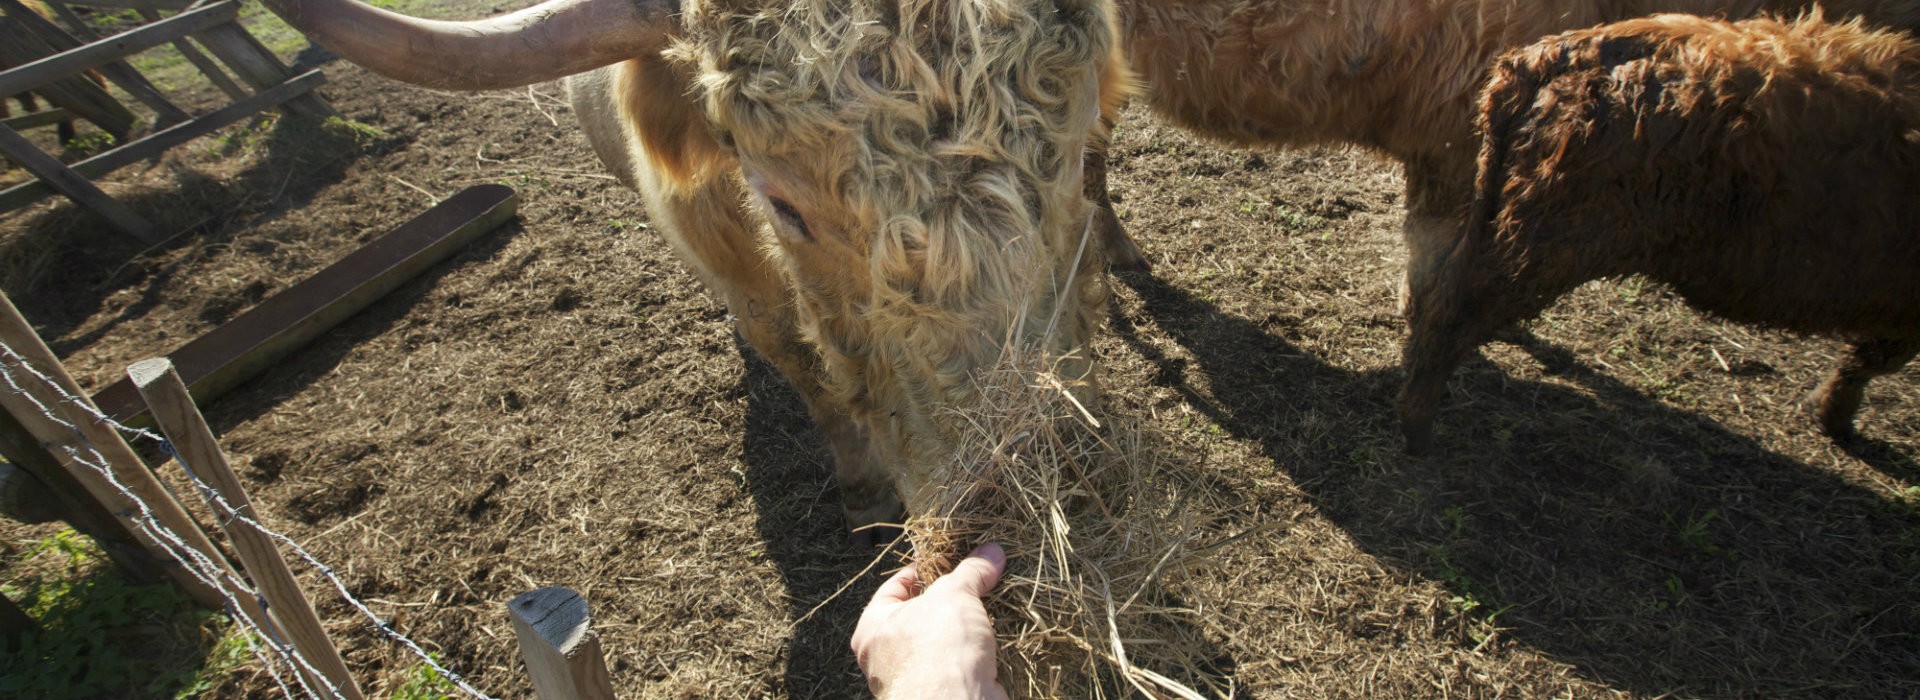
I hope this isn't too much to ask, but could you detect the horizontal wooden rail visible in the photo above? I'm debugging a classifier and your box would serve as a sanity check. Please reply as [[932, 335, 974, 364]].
[[0, 0, 190, 125], [45, 0, 193, 10], [0, 107, 75, 131], [91, 185, 520, 422], [0, 122, 153, 239], [0, 0, 236, 99], [0, 68, 326, 211]]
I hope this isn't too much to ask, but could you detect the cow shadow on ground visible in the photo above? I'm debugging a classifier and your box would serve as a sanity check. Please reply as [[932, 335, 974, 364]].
[[4, 113, 403, 355], [734, 339, 880, 697], [1111, 272, 1920, 697], [1512, 335, 1920, 489]]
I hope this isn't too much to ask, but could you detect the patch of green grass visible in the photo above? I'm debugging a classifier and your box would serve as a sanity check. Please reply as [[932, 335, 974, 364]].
[[1431, 550, 1512, 645], [1616, 277, 1647, 306], [1232, 198, 1328, 232], [0, 529, 231, 699], [206, 116, 275, 157], [1652, 574, 1690, 612], [607, 218, 647, 233], [172, 625, 257, 699], [1441, 505, 1471, 538], [63, 131, 116, 157], [322, 116, 389, 143], [1669, 508, 1723, 559], [390, 658, 459, 700]]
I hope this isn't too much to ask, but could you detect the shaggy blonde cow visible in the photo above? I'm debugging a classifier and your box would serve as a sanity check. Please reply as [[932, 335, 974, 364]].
[[255, 0, 1132, 541]]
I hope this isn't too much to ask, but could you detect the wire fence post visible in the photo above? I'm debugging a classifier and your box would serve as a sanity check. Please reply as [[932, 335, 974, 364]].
[[0, 292, 228, 608], [509, 587, 616, 700], [130, 357, 365, 700]]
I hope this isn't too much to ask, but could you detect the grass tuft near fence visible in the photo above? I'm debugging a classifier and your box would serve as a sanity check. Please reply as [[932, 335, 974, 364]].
[[0, 527, 243, 699]]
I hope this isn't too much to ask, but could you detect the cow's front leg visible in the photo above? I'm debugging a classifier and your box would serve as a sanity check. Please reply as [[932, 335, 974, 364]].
[[1399, 157, 1474, 319], [644, 175, 902, 545], [1085, 111, 1149, 272]]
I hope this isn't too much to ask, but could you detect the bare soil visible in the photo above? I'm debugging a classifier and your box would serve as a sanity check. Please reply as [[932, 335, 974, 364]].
[[2, 7, 1916, 698]]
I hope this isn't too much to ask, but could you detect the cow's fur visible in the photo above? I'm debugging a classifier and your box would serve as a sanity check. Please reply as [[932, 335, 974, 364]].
[[571, 0, 1132, 533], [1396, 12, 1920, 453], [1109, 0, 1920, 311]]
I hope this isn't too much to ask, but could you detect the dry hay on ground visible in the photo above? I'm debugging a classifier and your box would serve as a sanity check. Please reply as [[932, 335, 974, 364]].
[[906, 351, 1243, 698]]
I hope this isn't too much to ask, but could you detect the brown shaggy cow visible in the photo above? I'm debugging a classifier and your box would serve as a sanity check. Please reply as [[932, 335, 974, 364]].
[[1396, 12, 1920, 453], [255, 0, 1133, 540], [1109, 0, 1920, 312]]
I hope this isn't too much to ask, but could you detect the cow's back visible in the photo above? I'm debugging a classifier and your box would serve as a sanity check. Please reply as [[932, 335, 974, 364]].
[[1484, 14, 1920, 338]]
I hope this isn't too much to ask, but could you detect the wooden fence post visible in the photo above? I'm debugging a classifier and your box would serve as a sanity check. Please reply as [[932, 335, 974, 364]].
[[0, 400, 173, 584], [129, 357, 364, 700], [509, 587, 616, 700], [0, 292, 223, 607]]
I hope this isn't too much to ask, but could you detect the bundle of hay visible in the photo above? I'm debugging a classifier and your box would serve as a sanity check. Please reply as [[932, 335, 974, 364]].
[[905, 352, 1238, 699]]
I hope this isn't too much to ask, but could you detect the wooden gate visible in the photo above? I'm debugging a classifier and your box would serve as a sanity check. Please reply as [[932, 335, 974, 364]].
[[0, 0, 335, 242]]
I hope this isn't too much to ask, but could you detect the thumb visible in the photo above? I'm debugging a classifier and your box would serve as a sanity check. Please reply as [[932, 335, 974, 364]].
[[927, 542, 1006, 598]]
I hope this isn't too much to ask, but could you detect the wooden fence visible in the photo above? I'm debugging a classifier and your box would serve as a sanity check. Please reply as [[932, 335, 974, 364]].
[[0, 180, 624, 698], [1, 293, 623, 699], [0, 0, 334, 241]]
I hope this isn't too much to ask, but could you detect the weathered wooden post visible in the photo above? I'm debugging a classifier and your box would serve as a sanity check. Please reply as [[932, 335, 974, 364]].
[[508, 587, 616, 700], [0, 386, 170, 584], [130, 357, 364, 700], [0, 292, 225, 607]]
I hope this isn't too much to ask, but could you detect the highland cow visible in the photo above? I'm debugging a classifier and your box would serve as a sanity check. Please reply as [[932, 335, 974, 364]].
[[252, 0, 1133, 541], [1396, 12, 1920, 453], [1108, 0, 1920, 313]]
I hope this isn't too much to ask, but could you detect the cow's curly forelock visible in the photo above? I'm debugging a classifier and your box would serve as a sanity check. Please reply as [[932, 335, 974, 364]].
[[669, 0, 1119, 484]]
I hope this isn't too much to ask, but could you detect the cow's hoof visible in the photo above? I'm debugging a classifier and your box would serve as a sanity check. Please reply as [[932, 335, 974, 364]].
[[1805, 385, 1863, 446], [843, 495, 905, 549], [1094, 206, 1152, 273]]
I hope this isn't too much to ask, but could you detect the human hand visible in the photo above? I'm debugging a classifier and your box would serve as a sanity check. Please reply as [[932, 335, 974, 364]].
[[851, 542, 1009, 699]]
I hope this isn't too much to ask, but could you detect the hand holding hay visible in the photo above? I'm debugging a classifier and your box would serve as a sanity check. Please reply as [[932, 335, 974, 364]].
[[899, 353, 1234, 699], [853, 542, 1011, 699]]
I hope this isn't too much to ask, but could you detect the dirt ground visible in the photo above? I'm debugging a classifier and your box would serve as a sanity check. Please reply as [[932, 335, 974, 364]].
[[2, 5, 1917, 698]]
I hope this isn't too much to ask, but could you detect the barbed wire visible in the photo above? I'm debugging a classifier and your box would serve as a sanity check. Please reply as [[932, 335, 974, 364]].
[[0, 340, 498, 700]]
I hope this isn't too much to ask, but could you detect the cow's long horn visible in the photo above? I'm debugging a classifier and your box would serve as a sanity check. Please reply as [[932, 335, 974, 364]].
[[256, 0, 674, 90]]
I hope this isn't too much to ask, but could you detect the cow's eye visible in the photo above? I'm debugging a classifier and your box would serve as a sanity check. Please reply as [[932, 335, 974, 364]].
[[768, 197, 812, 241]]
